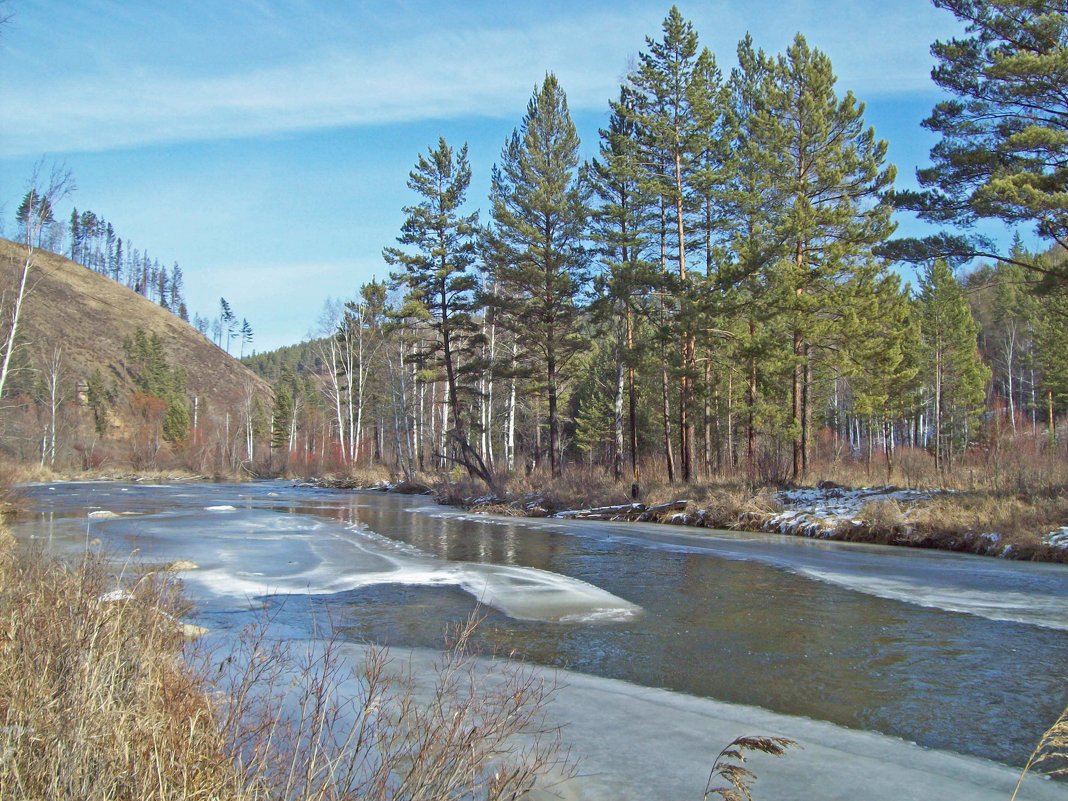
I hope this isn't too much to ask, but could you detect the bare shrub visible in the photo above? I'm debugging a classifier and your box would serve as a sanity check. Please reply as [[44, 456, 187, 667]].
[[753, 445, 791, 489], [214, 610, 572, 801]]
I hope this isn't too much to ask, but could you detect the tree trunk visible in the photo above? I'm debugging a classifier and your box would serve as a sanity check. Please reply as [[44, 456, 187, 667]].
[[613, 356, 625, 482], [792, 326, 803, 483], [662, 358, 675, 484], [0, 244, 33, 403], [507, 342, 517, 472], [802, 344, 812, 477], [703, 359, 712, 478], [747, 320, 756, 475], [548, 347, 560, 478], [627, 308, 640, 497]]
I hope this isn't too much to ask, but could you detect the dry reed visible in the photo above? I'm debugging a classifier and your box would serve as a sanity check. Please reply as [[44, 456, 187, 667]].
[[1010, 702, 1068, 801], [0, 540, 244, 800], [702, 735, 795, 801]]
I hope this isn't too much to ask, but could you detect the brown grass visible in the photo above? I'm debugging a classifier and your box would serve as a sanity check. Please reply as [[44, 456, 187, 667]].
[[422, 446, 1068, 560], [1011, 701, 1068, 800], [0, 237, 270, 415], [0, 542, 243, 800], [439, 466, 779, 525], [900, 492, 1068, 559], [703, 735, 795, 801]]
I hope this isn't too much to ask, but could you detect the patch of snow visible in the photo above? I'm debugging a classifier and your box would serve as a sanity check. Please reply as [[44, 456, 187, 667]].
[[98, 589, 134, 603], [762, 486, 938, 540], [1043, 526, 1068, 550]]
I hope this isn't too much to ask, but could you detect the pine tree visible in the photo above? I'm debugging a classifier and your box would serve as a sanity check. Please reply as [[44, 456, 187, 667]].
[[844, 272, 921, 479], [588, 87, 653, 490], [894, 0, 1068, 288], [488, 74, 589, 478], [625, 6, 708, 482], [69, 208, 80, 262], [720, 35, 789, 473], [383, 137, 492, 486], [162, 397, 190, 444], [240, 319, 253, 358], [918, 260, 990, 471], [169, 263, 184, 313], [219, 298, 236, 354], [271, 386, 294, 453], [1035, 290, 1068, 428], [757, 33, 897, 482]]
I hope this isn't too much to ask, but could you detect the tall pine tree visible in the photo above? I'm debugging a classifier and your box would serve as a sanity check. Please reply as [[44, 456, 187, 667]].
[[488, 74, 589, 478], [918, 260, 990, 471], [383, 137, 492, 486], [756, 33, 897, 481]]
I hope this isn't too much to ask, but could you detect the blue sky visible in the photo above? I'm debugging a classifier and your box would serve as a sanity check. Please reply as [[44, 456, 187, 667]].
[[0, 0, 1003, 352]]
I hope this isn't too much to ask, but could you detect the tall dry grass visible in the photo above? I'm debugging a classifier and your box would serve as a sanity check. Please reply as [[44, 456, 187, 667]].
[[215, 611, 570, 801], [0, 541, 244, 800], [702, 736, 795, 801], [1011, 701, 1068, 801]]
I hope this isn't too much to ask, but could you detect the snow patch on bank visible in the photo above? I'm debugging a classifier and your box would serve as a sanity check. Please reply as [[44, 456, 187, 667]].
[[763, 484, 933, 538], [1044, 526, 1068, 550]]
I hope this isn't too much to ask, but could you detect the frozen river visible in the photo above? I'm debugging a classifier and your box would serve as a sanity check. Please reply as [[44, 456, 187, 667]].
[[13, 481, 1068, 800]]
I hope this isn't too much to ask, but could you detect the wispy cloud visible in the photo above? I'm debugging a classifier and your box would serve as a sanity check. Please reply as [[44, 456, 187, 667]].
[[1, 10, 641, 156], [0, 0, 956, 157]]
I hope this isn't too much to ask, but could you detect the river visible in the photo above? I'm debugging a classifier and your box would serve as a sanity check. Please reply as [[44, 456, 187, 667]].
[[12, 480, 1068, 800]]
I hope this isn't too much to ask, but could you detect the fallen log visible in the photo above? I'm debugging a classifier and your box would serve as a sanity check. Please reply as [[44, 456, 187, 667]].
[[557, 503, 646, 520]]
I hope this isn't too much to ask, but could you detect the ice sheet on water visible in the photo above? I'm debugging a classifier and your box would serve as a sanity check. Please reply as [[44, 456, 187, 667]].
[[457, 511, 1068, 631], [308, 642, 1060, 801], [89, 506, 639, 624], [542, 664, 1064, 801]]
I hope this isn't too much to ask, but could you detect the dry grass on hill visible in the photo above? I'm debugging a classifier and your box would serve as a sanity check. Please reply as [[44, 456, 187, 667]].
[[0, 237, 270, 426]]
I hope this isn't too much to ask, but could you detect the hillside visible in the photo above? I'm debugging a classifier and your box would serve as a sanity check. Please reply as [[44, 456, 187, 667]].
[[0, 238, 272, 464]]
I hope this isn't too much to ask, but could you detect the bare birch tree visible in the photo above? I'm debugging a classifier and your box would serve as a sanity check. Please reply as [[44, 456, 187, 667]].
[[0, 163, 73, 405]]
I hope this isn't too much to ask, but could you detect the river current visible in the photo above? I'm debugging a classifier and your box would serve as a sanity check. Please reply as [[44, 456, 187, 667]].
[[12, 481, 1068, 800]]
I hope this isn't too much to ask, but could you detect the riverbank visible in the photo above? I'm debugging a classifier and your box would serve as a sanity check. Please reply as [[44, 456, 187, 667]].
[[0, 517, 573, 800], [308, 474, 1068, 563], [10, 460, 1068, 563]]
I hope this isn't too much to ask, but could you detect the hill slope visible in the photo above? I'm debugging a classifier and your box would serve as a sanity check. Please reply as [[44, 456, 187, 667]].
[[0, 237, 270, 412]]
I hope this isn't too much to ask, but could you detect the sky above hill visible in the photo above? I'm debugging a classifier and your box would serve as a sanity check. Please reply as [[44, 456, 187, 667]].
[[0, 0, 1006, 353]]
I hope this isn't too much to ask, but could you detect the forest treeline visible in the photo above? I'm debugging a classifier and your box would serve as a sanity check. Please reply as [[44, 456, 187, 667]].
[[244, 5, 1068, 491]]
